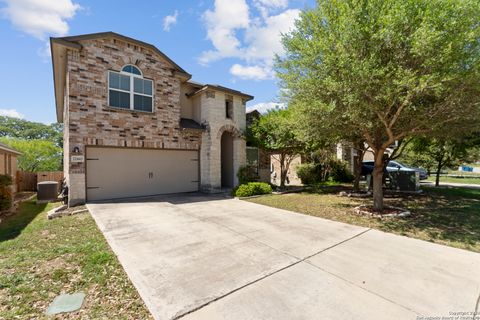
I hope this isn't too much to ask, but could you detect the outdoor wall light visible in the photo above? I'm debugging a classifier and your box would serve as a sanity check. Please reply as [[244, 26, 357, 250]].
[[72, 147, 80, 154]]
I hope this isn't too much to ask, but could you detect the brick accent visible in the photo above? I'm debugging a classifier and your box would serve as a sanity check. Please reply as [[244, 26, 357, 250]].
[[64, 37, 201, 205], [63, 35, 248, 205]]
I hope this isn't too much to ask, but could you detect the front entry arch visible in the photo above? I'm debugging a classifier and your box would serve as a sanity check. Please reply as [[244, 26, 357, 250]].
[[221, 131, 234, 188]]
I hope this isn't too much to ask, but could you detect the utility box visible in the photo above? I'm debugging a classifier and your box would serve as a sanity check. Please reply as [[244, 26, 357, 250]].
[[388, 171, 419, 192], [37, 181, 59, 203]]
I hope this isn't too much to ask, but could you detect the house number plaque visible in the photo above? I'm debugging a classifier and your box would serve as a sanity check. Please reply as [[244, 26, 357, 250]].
[[71, 155, 85, 163]]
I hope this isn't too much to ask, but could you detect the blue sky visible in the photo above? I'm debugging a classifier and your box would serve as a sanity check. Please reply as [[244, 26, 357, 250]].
[[0, 0, 314, 124]]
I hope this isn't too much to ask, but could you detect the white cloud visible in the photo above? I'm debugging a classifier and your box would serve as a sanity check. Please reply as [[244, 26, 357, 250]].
[[246, 102, 285, 113], [199, 0, 250, 64], [253, 0, 288, 19], [163, 10, 178, 31], [256, 0, 288, 8], [199, 0, 300, 80], [244, 9, 299, 62], [1, 0, 81, 39], [37, 41, 51, 62], [230, 64, 273, 80], [0, 109, 24, 119]]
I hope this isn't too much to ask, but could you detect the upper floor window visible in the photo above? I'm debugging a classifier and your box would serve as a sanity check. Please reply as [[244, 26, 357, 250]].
[[108, 65, 153, 112], [225, 99, 233, 119]]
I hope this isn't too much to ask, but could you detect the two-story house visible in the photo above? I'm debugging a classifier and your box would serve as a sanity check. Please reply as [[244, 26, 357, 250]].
[[51, 32, 253, 206]]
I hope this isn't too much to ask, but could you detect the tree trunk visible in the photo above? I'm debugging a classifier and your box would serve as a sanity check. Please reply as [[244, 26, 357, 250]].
[[434, 152, 445, 187], [372, 149, 385, 211], [435, 161, 442, 187]]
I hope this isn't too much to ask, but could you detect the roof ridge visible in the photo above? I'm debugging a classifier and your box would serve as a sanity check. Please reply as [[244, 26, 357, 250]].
[[52, 31, 190, 76]]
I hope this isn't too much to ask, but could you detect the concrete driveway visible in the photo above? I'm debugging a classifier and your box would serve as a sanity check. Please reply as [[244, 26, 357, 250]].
[[87, 193, 480, 320]]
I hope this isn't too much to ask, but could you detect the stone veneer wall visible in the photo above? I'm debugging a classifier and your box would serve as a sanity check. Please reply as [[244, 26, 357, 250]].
[[65, 37, 201, 205], [199, 91, 246, 191]]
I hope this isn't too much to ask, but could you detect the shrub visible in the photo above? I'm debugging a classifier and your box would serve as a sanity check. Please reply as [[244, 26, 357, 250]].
[[237, 165, 259, 185], [234, 182, 272, 197], [296, 163, 322, 185], [329, 160, 354, 183], [0, 174, 13, 211]]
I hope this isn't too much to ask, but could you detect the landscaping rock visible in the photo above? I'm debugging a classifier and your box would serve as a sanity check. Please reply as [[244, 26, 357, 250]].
[[338, 191, 371, 198], [47, 205, 88, 220], [354, 205, 410, 218], [46, 292, 85, 315]]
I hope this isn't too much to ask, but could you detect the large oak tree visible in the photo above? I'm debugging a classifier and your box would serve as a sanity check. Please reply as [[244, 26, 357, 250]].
[[276, 0, 480, 210]]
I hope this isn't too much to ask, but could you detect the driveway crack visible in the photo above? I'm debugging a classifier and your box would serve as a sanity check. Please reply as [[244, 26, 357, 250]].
[[173, 228, 371, 320]]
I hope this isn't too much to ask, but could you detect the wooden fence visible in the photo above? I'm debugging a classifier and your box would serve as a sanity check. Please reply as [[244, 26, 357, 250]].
[[16, 171, 64, 192]]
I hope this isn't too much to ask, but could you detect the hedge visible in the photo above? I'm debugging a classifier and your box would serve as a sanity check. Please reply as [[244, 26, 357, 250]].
[[234, 182, 272, 197]]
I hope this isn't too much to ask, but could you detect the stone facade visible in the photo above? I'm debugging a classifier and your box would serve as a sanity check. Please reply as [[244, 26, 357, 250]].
[[53, 33, 251, 205], [197, 91, 246, 191]]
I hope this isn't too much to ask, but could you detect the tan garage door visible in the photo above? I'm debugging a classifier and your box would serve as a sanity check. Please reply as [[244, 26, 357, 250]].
[[86, 147, 199, 201]]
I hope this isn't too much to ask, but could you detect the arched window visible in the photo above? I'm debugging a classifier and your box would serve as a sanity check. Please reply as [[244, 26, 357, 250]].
[[108, 65, 153, 112], [121, 65, 142, 76]]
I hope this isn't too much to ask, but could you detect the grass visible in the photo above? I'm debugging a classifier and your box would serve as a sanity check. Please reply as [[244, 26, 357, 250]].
[[427, 175, 480, 185], [246, 186, 480, 253], [0, 199, 152, 319]]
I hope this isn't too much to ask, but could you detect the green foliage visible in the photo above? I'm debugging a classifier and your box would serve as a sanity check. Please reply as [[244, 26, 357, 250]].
[[0, 116, 63, 147], [0, 174, 13, 187], [251, 109, 303, 154], [0, 174, 13, 211], [0, 138, 62, 172], [251, 109, 304, 187], [277, 0, 480, 209], [234, 182, 273, 197], [296, 163, 320, 185], [402, 137, 480, 172], [237, 165, 259, 185], [296, 159, 354, 185], [400, 136, 480, 185], [330, 160, 355, 183]]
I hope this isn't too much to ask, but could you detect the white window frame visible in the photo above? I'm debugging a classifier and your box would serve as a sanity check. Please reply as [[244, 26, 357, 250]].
[[107, 65, 154, 112]]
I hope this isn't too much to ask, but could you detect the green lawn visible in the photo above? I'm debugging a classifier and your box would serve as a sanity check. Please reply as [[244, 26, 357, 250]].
[[427, 175, 480, 185], [0, 199, 152, 319], [246, 186, 480, 253]]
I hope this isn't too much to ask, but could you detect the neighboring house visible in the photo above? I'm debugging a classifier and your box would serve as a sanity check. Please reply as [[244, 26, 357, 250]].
[[336, 143, 356, 173], [0, 142, 21, 193], [51, 32, 253, 205], [270, 154, 303, 186]]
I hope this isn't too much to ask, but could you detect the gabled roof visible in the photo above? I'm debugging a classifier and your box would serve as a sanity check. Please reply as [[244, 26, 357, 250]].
[[50, 32, 192, 122], [185, 80, 254, 101], [0, 142, 21, 155], [55, 32, 190, 75]]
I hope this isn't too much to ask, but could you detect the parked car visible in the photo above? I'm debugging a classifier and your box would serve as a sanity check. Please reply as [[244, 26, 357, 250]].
[[361, 160, 428, 180]]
